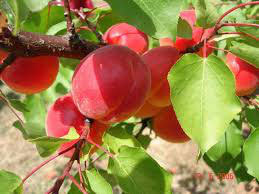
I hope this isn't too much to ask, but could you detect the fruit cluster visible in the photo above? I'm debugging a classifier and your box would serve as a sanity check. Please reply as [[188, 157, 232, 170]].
[[0, 9, 258, 157]]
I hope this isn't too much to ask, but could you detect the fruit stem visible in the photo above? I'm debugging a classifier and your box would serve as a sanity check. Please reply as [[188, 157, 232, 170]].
[[77, 160, 86, 190], [215, 1, 259, 28], [67, 173, 88, 194], [87, 138, 115, 158], [63, 0, 77, 37]]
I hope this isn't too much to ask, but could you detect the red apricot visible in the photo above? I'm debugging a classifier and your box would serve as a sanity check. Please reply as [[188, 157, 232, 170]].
[[46, 94, 109, 157], [142, 46, 180, 107], [103, 23, 149, 54], [152, 106, 190, 143], [0, 49, 7, 62], [1, 56, 59, 94], [226, 53, 259, 96], [160, 9, 214, 57], [72, 45, 151, 123], [135, 101, 162, 118]]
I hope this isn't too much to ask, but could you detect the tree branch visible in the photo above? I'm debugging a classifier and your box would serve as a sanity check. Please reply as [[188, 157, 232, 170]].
[[46, 123, 90, 194], [0, 27, 102, 59]]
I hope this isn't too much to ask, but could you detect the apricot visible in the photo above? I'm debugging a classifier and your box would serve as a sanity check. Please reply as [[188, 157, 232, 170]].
[[152, 106, 190, 143], [46, 94, 109, 157], [160, 9, 214, 57], [142, 46, 180, 107], [135, 101, 162, 118], [1, 56, 59, 94], [103, 23, 149, 54], [226, 53, 259, 96], [72, 45, 151, 123], [0, 49, 7, 62]]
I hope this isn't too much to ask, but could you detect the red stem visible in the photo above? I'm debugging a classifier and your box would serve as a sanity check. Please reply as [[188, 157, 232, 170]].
[[22, 143, 76, 184], [67, 173, 88, 194], [218, 32, 259, 41], [215, 1, 259, 27], [87, 139, 115, 158], [77, 160, 86, 190]]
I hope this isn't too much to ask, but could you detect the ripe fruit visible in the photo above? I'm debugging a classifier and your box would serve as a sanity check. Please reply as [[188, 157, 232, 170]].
[[226, 53, 259, 96], [1, 56, 59, 94], [135, 101, 162, 118], [46, 94, 109, 157], [160, 9, 214, 57], [142, 46, 180, 107], [152, 106, 190, 143], [0, 49, 7, 62], [72, 45, 151, 123], [103, 23, 149, 54]]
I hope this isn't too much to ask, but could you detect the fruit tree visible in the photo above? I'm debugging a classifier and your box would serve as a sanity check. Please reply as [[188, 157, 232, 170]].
[[0, 0, 258, 193]]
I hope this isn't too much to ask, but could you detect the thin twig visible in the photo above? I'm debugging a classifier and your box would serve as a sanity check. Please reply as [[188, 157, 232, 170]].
[[46, 123, 90, 194], [87, 138, 115, 158], [22, 142, 77, 184], [91, 152, 106, 164], [63, 0, 76, 36], [77, 160, 86, 190], [215, 1, 259, 27], [0, 89, 25, 127], [67, 173, 88, 194]]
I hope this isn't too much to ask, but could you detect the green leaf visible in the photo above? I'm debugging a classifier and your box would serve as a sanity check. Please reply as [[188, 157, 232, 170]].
[[97, 12, 123, 33], [103, 124, 141, 153], [22, 6, 65, 33], [1, 0, 29, 34], [246, 106, 259, 129], [42, 61, 75, 104], [193, 0, 219, 28], [47, 18, 81, 36], [22, 94, 47, 138], [98, 169, 118, 188], [168, 54, 241, 153], [9, 99, 29, 112], [0, 170, 22, 194], [230, 42, 259, 68], [232, 152, 254, 183], [13, 120, 29, 139], [86, 169, 113, 194], [23, 0, 51, 12], [29, 128, 79, 157], [68, 172, 87, 194], [177, 18, 192, 39], [203, 154, 232, 175], [136, 134, 152, 149], [109, 146, 172, 194], [206, 119, 244, 161], [243, 129, 259, 180], [105, 0, 183, 40]]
